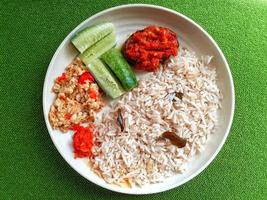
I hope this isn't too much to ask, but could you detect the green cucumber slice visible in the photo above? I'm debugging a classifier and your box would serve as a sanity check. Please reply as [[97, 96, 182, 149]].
[[101, 48, 137, 91], [87, 59, 124, 99], [71, 22, 114, 53], [79, 32, 116, 65]]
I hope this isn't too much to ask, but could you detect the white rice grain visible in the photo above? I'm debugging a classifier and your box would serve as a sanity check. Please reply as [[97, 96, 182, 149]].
[[91, 48, 222, 187]]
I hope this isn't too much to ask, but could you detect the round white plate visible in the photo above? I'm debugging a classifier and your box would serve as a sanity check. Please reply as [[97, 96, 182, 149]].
[[43, 4, 235, 194]]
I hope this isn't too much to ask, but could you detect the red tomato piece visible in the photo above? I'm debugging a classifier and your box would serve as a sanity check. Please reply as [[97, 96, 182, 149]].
[[64, 113, 72, 120], [88, 87, 99, 100], [78, 72, 95, 84], [57, 72, 67, 82]]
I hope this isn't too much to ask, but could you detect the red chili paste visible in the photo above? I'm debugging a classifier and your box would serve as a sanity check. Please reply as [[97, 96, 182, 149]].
[[72, 124, 94, 158], [123, 25, 179, 71]]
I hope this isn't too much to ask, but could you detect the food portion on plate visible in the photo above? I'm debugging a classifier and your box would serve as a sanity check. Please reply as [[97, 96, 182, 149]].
[[101, 48, 138, 90], [92, 48, 221, 187], [48, 58, 104, 132], [48, 22, 222, 187], [123, 25, 179, 71]]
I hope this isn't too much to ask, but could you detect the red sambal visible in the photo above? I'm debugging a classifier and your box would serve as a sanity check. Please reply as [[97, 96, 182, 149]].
[[122, 25, 179, 71], [72, 124, 94, 158]]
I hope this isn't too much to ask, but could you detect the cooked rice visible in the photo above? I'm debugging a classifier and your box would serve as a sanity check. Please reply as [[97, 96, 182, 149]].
[[91, 48, 222, 187], [49, 58, 104, 132]]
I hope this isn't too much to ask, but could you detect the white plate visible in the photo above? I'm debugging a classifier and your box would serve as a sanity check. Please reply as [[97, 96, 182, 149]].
[[43, 4, 235, 194]]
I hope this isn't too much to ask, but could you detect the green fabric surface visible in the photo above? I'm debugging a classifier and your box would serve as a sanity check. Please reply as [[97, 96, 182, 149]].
[[0, 0, 266, 199]]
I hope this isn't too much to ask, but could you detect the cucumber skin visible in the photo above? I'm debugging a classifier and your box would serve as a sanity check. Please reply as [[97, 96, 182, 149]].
[[79, 32, 116, 65], [101, 48, 137, 91], [87, 59, 124, 99], [71, 22, 114, 53]]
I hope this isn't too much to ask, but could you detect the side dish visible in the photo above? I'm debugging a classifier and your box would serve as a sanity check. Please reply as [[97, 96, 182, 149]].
[[49, 58, 104, 132], [123, 25, 179, 71]]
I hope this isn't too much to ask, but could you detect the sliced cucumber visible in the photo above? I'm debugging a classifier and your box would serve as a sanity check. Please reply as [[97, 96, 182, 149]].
[[87, 59, 124, 99], [101, 48, 137, 91], [71, 22, 114, 53], [79, 32, 116, 65]]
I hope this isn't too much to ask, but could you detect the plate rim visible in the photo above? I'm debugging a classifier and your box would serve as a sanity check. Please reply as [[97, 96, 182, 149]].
[[42, 3, 235, 195]]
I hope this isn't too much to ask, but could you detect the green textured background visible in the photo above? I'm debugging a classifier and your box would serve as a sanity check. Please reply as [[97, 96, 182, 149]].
[[0, 0, 266, 199]]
